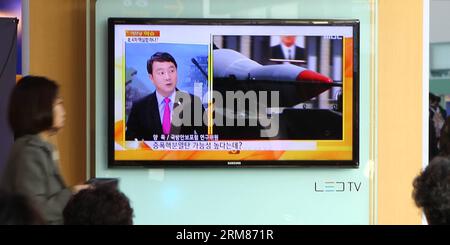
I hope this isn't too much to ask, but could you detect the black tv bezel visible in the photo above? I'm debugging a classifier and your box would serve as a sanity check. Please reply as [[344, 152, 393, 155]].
[[107, 18, 360, 168]]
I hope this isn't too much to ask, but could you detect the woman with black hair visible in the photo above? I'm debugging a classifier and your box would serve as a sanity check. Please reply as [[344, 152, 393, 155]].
[[0, 76, 90, 225]]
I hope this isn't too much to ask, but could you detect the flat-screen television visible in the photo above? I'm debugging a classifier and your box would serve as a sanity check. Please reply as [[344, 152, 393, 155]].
[[108, 18, 359, 167]]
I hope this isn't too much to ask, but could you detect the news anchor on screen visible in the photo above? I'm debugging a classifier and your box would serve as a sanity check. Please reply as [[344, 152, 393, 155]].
[[125, 52, 207, 141], [270, 35, 306, 65]]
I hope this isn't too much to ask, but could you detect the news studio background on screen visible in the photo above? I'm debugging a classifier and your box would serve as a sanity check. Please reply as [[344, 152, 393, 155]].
[[108, 18, 359, 167]]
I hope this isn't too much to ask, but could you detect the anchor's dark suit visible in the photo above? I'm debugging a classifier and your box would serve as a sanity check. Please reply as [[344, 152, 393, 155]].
[[126, 90, 207, 140]]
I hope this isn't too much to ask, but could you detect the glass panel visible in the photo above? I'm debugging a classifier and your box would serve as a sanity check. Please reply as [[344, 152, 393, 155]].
[[91, 0, 375, 225]]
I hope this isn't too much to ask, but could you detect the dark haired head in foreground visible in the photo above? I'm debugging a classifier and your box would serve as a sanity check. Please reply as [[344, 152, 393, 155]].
[[0, 191, 44, 225], [413, 156, 450, 225], [63, 187, 134, 225], [8, 75, 60, 139]]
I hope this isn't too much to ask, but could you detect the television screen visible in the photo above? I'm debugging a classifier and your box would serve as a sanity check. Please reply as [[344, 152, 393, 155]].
[[108, 18, 359, 167]]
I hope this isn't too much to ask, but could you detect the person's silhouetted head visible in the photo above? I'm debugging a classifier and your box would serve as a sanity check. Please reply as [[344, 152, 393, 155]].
[[430, 93, 439, 109], [413, 156, 450, 225], [8, 75, 64, 139], [63, 187, 133, 225], [0, 191, 44, 225]]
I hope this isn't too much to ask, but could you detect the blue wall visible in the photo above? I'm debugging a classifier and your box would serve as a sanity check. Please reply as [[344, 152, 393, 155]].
[[95, 0, 374, 224]]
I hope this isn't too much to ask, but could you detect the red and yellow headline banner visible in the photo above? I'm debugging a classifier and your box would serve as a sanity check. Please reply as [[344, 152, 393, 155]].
[[125, 30, 160, 37]]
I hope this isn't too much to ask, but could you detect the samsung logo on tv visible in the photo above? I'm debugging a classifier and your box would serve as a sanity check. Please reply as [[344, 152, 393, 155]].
[[227, 161, 242, 166]]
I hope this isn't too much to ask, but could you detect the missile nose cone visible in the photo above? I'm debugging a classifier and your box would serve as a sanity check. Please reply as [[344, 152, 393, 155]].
[[294, 70, 334, 103], [297, 70, 333, 83]]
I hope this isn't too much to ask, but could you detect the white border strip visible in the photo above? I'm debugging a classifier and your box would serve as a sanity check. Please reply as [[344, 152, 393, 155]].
[[422, 0, 430, 225], [371, 0, 378, 225]]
